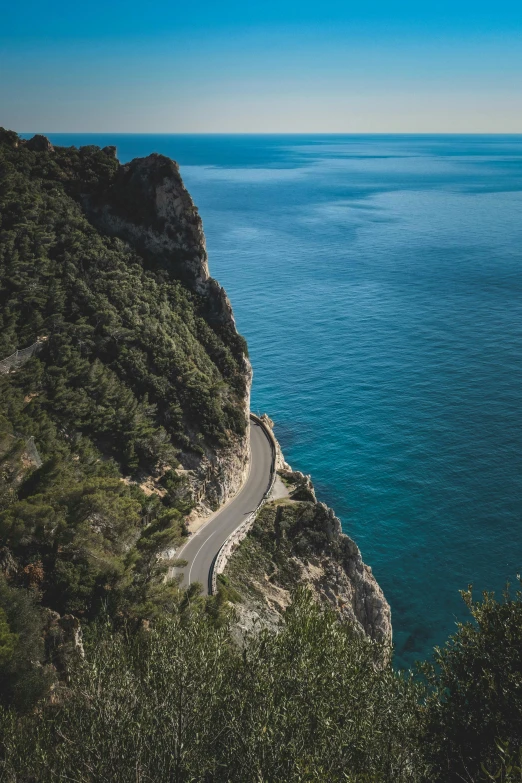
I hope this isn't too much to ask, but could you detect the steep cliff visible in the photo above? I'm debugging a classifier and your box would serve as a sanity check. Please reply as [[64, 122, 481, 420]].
[[0, 130, 251, 513], [80, 150, 253, 512], [219, 422, 391, 642], [0, 127, 389, 647], [223, 492, 391, 642], [0, 129, 251, 625], [78, 151, 241, 330]]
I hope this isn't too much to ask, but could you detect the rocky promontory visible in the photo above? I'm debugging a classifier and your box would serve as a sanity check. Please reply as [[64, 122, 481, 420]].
[[15, 132, 253, 514], [0, 129, 390, 650], [79, 150, 253, 512], [221, 424, 392, 643]]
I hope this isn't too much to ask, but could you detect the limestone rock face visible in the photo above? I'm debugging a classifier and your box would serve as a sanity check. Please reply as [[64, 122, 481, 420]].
[[305, 503, 391, 641], [225, 430, 391, 643], [42, 610, 85, 675], [229, 499, 392, 643], [279, 469, 317, 503], [57, 614, 85, 660], [107, 155, 209, 288], [81, 152, 252, 513], [182, 416, 252, 516], [85, 153, 235, 328], [0, 546, 18, 579]]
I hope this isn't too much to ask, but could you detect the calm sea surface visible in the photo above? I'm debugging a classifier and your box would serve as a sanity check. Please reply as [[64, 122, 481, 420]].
[[26, 133, 522, 667]]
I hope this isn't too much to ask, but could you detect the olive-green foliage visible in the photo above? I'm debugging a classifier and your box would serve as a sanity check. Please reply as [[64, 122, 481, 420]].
[[421, 582, 522, 782], [0, 609, 16, 667], [1, 565, 522, 781], [0, 590, 424, 783], [215, 573, 242, 604], [0, 577, 53, 712], [0, 401, 186, 622], [226, 506, 522, 782], [478, 741, 522, 783]]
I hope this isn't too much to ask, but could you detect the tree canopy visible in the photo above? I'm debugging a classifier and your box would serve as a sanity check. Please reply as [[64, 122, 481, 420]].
[[0, 129, 248, 670]]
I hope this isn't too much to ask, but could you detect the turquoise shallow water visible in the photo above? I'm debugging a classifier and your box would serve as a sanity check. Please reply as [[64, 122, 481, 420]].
[[26, 133, 522, 667]]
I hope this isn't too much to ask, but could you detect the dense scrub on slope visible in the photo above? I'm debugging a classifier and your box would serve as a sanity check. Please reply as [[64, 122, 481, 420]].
[[0, 129, 248, 700], [223, 496, 390, 640], [0, 591, 424, 782], [0, 128, 248, 463], [2, 587, 522, 782], [226, 499, 346, 594]]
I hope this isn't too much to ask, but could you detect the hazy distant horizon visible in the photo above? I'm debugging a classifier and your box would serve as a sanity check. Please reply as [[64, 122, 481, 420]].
[[17, 131, 522, 137]]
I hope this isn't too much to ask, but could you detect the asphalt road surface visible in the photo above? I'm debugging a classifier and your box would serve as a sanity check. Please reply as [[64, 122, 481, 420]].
[[176, 420, 274, 594]]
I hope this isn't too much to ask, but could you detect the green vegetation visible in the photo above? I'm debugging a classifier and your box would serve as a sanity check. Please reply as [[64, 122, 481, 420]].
[[0, 577, 53, 712], [0, 590, 422, 782], [0, 128, 247, 466], [422, 585, 522, 782], [2, 587, 522, 782], [225, 500, 343, 599], [0, 129, 250, 704]]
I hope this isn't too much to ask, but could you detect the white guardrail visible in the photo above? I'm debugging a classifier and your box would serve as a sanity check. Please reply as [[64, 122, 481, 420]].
[[209, 413, 277, 595]]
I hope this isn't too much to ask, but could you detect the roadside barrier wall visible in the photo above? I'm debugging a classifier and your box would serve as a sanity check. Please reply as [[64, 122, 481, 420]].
[[210, 413, 277, 594]]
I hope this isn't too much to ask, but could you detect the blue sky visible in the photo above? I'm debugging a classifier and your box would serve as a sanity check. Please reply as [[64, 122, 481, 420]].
[[2, 0, 522, 132]]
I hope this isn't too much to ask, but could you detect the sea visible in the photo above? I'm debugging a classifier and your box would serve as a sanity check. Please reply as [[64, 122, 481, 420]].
[[23, 133, 522, 668]]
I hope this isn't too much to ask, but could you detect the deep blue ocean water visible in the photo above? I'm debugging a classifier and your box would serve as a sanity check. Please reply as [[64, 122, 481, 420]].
[[25, 133, 522, 668]]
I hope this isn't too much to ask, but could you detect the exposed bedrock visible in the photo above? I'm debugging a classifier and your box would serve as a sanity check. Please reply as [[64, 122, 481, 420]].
[[83, 153, 236, 326], [75, 145, 252, 512], [225, 418, 391, 642]]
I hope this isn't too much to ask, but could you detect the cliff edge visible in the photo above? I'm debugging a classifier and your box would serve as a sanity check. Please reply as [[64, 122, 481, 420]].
[[82, 152, 239, 329], [1, 130, 252, 515], [221, 425, 392, 642]]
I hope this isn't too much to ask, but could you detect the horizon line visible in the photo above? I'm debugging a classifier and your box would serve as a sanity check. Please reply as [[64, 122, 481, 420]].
[[18, 131, 522, 137]]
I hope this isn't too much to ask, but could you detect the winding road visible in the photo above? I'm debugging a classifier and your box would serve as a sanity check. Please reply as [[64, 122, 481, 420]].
[[176, 419, 274, 594]]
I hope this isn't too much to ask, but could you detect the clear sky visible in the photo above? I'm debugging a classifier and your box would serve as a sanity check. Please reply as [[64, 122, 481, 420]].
[[2, 0, 522, 132]]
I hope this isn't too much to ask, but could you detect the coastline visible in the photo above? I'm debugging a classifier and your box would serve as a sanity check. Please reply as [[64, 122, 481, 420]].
[[217, 414, 393, 642]]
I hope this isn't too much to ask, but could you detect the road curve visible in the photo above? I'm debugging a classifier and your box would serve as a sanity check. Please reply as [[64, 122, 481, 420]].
[[176, 420, 274, 594]]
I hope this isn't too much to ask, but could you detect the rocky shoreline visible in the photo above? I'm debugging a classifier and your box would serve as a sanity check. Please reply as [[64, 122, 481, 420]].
[[222, 416, 392, 643]]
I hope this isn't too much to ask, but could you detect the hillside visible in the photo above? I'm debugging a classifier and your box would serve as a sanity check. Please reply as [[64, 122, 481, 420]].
[[222, 495, 391, 641], [0, 129, 251, 631]]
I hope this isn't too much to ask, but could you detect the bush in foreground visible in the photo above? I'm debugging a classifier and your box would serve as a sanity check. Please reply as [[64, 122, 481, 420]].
[[2, 585, 522, 782], [0, 590, 422, 782]]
